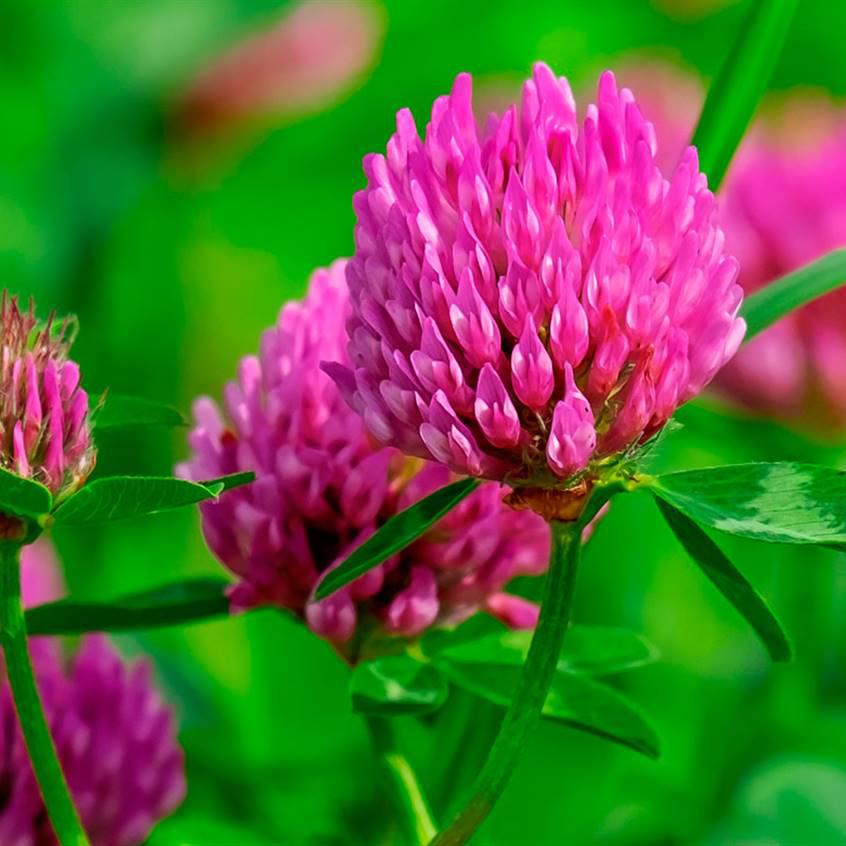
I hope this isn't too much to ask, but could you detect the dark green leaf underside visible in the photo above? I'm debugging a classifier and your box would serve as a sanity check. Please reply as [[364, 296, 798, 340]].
[[438, 660, 659, 759], [25, 578, 230, 635], [655, 496, 791, 662], [314, 477, 481, 600], [93, 392, 188, 430]]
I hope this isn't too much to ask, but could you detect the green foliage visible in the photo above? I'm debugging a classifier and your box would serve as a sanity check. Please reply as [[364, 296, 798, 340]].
[[741, 248, 846, 340], [350, 655, 449, 717], [0, 468, 51, 523], [314, 478, 481, 600], [92, 393, 188, 430], [654, 498, 791, 661], [52, 472, 251, 526], [691, 0, 799, 189], [25, 577, 230, 635], [649, 463, 846, 547]]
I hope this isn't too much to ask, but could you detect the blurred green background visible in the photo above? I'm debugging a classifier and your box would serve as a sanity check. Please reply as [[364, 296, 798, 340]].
[[5, 0, 846, 843]]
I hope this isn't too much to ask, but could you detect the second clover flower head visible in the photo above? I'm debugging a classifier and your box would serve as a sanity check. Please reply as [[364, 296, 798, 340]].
[[180, 262, 548, 653], [328, 64, 745, 499], [0, 293, 94, 501]]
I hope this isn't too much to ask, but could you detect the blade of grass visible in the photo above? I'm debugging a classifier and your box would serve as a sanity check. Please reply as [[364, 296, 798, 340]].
[[691, 0, 798, 190]]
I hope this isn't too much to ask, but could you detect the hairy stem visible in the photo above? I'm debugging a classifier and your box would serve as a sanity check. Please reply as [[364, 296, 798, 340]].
[[430, 520, 581, 845], [367, 714, 439, 846], [0, 542, 90, 846]]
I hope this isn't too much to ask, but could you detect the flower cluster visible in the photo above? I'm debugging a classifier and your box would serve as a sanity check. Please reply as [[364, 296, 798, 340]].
[[0, 293, 94, 500], [328, 64, 745, 489], [180, 262, 549, 648], [0, 544, 185, 846]]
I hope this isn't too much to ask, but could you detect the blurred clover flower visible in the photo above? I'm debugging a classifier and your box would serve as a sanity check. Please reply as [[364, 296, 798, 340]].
[[180, 262, 549, 651], [326, 64, 744, 514], [619, 62, 846, 427], [175, 0, 383, 137], [0, 294, 94, 503], [0, 543, 185, 846]]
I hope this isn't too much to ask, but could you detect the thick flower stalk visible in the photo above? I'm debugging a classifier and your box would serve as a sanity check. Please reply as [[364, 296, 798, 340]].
[[328, 64, 744, 509], [180, 262, 549, 651], [0, 293, 95, 504], [0, 544, 185, 846]]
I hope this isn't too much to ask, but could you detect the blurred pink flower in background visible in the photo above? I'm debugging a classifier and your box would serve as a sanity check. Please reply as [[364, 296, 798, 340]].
[[175, 0, 383, 137], [618, 61, 846, 428], [1, 544, 185, 846], [180, 262, 550, 650], [328, 64, 744, 497]]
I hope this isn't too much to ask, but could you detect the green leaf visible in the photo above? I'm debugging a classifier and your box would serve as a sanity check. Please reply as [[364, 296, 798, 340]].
[[314, 477, 481, 601], [93, 392, 188, 430], [52, 475, 227, 526], [0, 468, 52, 521], [741, 249, 846, 341], [350, 655, 448, 717], [654, 497, 791, 662], [438, 661, 659, 759], [429, 621, 657, 675], [201, 471, 256, 494], [649, 463, 846, 548], [25, 577, 230, 635], [691, 0, 798, 190]]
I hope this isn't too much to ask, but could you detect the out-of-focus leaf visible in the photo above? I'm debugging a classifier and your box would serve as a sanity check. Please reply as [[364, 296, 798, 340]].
[[25, 577, 230, 635], [350, 654, 448, 716], [93, 392, 188, 430], [691, 0, 799, 189], [439, 661, 659, 759], [741, 248, 846, 340], [430, 624, 657, 675], [654, 497, 791, 662], [314, 478, 481, 600], [0, 468, 52, 521], [52, 472, 251, 525], [649, 463, 846, 548]]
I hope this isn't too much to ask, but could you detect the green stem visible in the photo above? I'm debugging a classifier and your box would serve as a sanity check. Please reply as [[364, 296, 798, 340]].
[[430, 520, 581, 846], [367, 714, 438, 845], [0, 543, 90, 846]]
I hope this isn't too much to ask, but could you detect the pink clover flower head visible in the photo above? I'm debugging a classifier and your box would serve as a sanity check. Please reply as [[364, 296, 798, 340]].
[[179, 261, 548, 650], [331, 64, 744, 492], [0, 293, 95, 501], [0, 545, 185, 846]]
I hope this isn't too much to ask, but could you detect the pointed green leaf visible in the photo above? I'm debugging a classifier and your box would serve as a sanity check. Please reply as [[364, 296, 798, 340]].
[[201, 471, 256, 494], [649, 463, 846, 548], [654, 497, 791, 662], [350, 654, 448, 717], [93, 392, 188, 430], [314, 477, 481, 600], [741, 249, 846, 341], [52, 474, 235, 526], [25, 578, 230, 635], [429, 620, 657, 675], [0, 467, 52, 521], [438, 661, 659, 759], [691, 0, 798, 190]]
